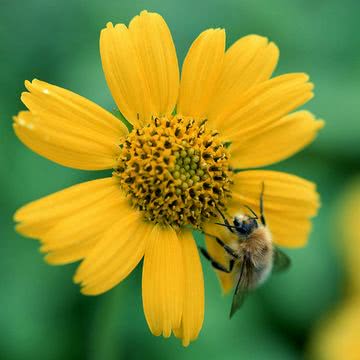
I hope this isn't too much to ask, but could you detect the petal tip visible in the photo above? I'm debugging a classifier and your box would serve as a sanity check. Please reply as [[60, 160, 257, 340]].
[[293, 72, 310, 83], [13, 207, 24, 222], [182, 339, 190, 347], [162, 329, 172, 338], [316, 119, 325, 130], [20, 91, 29, 103], [24, 80, 32, 91], [43, 254, 55, 264], [72, 273, 81, 284], [14, 223, 24, 235], [268, 41, 280, 54], [216, 28, 226, 37], [79, 283, 104, 296]]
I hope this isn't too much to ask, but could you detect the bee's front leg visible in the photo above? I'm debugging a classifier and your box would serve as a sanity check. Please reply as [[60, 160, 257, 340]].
[[199, 247, 235, 273], [204, 232, 240, 259]]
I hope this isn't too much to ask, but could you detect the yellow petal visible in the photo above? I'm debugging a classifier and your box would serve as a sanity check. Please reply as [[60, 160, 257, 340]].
[[203, 223, 236, 294], [338, 178, 360, 295], [177, 29, 225, 119], [230, 111, 324, 168], [15, 80, 127, 170], [74, 211, 149, 295], [142, 225, 184, 337], [100, 22, 152, 127], [209, 73, 314, 141], [15, 177, 120, 238], [40, 190, 131, 265], [101, 11, 179, 127], [209, 35, 279, 119], [44, 236, 100, 265], [309, 298, 360, 360], [230, 170, 320, 247], [173, 230, 204, 346], [129, 11, 179, 117]]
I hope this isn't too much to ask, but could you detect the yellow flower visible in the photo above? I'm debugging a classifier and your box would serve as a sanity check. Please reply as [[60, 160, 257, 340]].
[[308, 179, 360, 359], [337, 178, 360, 295], [13, 10, 323, 346], [308, 297, 360, 360]]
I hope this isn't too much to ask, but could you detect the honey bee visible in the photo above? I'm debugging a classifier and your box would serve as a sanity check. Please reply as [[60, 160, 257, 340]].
[[200, 183, 290, 318]]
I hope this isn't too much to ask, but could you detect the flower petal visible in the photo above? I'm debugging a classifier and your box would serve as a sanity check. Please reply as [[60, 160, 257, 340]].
[[100, 11, 179, 127], [74, 210, 149, 295], [15, 177, 129, 264], [41, 191, 131, 265], [177, 29, 225, 119], [15, 80, 127, 170], [142, 225, 184, 337], [173, 230, 204, 346], [208, 35, 279, 120], [230, 170, 320, 247], [15, 177, 121, 238], [230, 111, 324, 168], [204, 223, 236, 294], [129, 11, 179, 117], [100, 23, 152, 127], [309, 297, 360, 360], [339, 179, 360, 295], [209, 73, 314, 142]]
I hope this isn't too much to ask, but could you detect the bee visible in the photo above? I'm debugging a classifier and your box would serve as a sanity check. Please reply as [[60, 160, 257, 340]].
[[200, 183, 291, 318]]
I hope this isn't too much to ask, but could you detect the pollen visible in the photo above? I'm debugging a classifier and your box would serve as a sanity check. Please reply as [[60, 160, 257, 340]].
[[114, 116, 233, 229]]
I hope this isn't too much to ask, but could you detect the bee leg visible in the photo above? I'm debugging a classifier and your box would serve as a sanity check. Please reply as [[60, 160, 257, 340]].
[[203, 232, 240, 259], [259, 182, 266, 226], [199, 247, 235, 273], [214, 237, 240, 259]]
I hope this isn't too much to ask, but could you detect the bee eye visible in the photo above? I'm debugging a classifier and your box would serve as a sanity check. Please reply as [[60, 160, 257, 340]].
[[233, 218, 240, 226]]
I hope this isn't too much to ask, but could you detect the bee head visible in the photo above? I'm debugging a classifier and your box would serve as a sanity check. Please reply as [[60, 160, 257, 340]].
[[233, 215, 258, 237]]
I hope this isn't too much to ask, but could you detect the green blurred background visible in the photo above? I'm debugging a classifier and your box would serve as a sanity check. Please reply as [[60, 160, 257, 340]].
[[1, 0, 359, 359]]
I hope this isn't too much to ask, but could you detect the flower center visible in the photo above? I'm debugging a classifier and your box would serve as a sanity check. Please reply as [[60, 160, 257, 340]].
[[114, 116, 232, 229]]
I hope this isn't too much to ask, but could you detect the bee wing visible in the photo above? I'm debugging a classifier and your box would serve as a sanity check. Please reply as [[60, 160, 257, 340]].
[[273, 247, 291, 273], [229, 255, 252, 318]]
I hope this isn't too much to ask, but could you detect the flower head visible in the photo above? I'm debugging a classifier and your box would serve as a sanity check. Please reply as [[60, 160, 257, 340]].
[[115, 116, 232, 228], [13, 10, 323, 345]]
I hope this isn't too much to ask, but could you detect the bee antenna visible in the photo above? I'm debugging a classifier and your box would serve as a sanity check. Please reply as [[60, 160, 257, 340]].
[[214, 203, 226, 221], [213, 203, 235, 233], [260, 181, 266, 226], [214, 222, 238, 230], [243, 205, 258, 219]]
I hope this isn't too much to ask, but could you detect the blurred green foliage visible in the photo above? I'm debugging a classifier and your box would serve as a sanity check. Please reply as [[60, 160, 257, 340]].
[[0, 0, 359, 359]]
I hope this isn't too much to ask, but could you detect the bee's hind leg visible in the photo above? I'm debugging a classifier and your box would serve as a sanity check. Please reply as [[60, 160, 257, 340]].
[[199, 247, 235, 273]]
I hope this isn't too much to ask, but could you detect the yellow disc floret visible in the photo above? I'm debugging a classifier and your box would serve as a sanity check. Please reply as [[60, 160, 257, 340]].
[[114, 116, 232, 229]]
